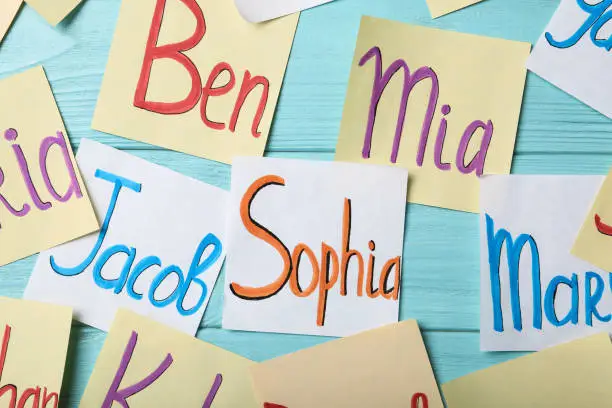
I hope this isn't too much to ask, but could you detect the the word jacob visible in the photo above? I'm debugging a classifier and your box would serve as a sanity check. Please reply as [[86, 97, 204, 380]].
[[223, 157, 408, 337], [25, 140, 228, 335], [93, 0, 298, 163]]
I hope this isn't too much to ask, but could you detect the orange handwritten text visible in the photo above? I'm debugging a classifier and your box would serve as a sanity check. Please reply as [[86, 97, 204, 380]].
[[0, 325, 59, 408], [229, 175, 401, 326]]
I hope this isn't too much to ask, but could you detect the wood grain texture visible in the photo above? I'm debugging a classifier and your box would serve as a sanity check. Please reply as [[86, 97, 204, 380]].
[[0, 0, 604, 405]]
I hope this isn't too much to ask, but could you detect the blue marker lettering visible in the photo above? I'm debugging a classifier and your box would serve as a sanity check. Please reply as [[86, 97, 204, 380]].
[[545, 0, 612, 50], [585, 271, 611, 325], [94, 245, 137, 293], [544, 274, 579, 327], [51, 169, 141, 276], [149, 265, 184, 309], [176, 233, 223, 316], [486, 214, 542, 332]]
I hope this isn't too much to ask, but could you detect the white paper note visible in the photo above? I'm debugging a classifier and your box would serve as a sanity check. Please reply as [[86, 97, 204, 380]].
[[480, 175, 612, 351], [527, 0, 612, 118], [234, 0, 332, 22], [223, 157, 408, 337], [25, 140, 228, 335]]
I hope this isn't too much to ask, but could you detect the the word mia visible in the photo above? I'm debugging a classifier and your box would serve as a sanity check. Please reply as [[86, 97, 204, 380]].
[[49, 169, 222, 316], [0, 128, 83, 228], [358, 46, 493, 176], [229, 175, 401, 326], [486, 214, 611, 332]]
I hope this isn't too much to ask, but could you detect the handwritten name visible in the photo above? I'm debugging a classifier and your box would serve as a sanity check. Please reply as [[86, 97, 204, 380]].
[[229, 175, 401, 326], [359, 46, 493, 176], [135, 0, 269, 138], [0, 128, 83, 229], [49, 169, 222, 316], [0, 325, 59, 408], [102, 330, 222, 408], [545, 0, 612, 50], [486, 214, 611, 332]]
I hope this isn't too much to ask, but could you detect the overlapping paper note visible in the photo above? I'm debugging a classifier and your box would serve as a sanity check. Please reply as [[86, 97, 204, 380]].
[[25, 140, 227, 335], [235, 0, 332, 22], [93, 0, 298, 164], [0, 0, 21, 43], [251, 320, 443, 408], [336, 16, 530, 212], [443, 333, 612, 407], [0, 66, 98, 267], [80, 309, 258, 407], [25, 0, 82, 26], [527, 0, 612, 118], [0, 298, 72, 407], [480, 175, 610, 351], [223, 157, 408, 337], [426, 0, 485, 18], [573, 167, 612, 270]]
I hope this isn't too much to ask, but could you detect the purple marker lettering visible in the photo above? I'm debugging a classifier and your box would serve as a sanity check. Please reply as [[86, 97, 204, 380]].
[[0, 167, 30, 226], [5, 128, 51, 211], [102, 331, 173, 408], [202, 374, 222, 408], [39, 131, 83, 202], [359, 46, 439, 164], [433, 104, 451, 171], [456, 119, 493, 177]]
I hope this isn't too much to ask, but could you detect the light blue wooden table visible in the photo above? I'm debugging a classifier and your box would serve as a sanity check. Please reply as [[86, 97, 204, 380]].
[[0, 0, 606, 405]]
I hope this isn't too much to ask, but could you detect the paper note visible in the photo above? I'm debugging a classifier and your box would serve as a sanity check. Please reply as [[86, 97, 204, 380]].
[[0, 0, 21, 43], [223, 157, 408, 337], [443, 333, 612, 407], [80, 309, 257, 407], [25, 0, 81, 26], [25, 140, 227, 335], [0, 298, 72, 408], [426, 0, 485, 18], [92, 0, 297, 164], [573, 167, 612, 270], [251, 320, 443, 408], [235, 0, 332, 22], [335, 16, 530, 213], [0, 66, 98, 267], [480, 175, 612, 351], [527, 0, 612, 118]]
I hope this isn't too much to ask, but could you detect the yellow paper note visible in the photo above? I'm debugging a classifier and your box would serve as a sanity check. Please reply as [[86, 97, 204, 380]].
[[442, 333, 612, 407], [0, 297, 72, 408], [426, 0, 485, 18], [335, 17, 530, 213], [92, 0, 298, 164], [572, 167, 612, 270], [25, 0, 81, 26], [0, 66, 98, 267], [250, 320, 444, 408], [0, 0, 22, 43], [79, 309, 258, 407]]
